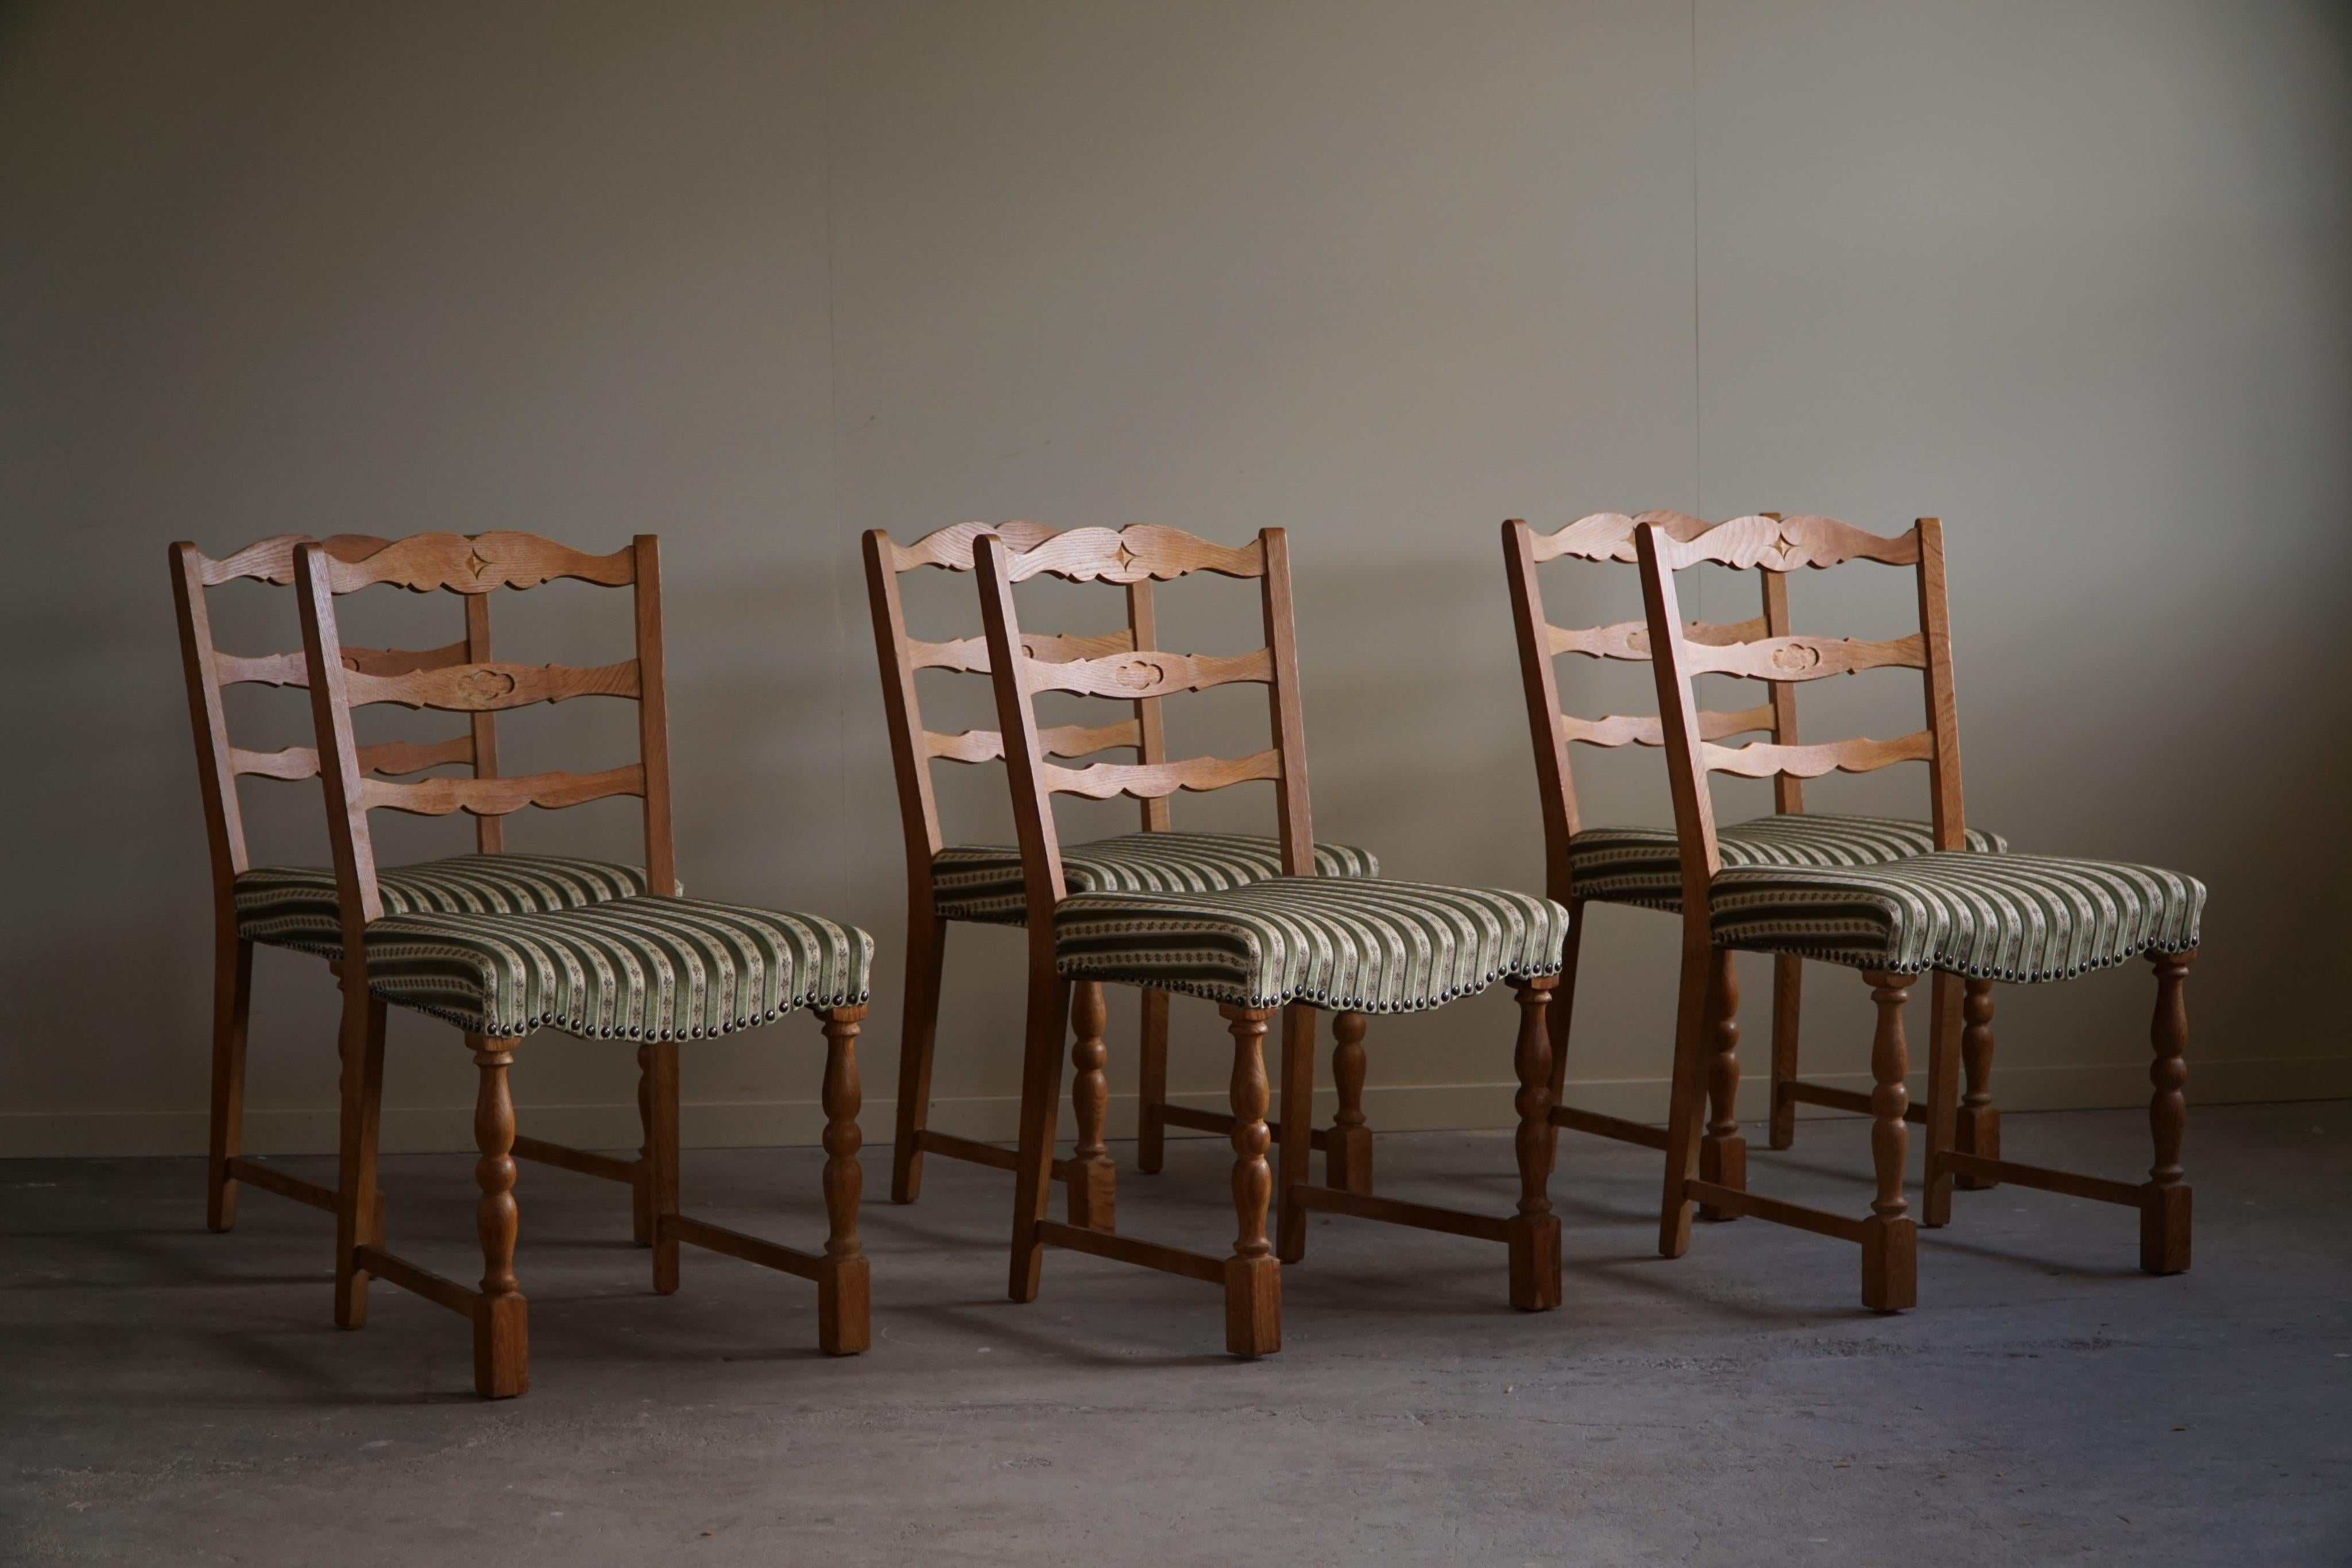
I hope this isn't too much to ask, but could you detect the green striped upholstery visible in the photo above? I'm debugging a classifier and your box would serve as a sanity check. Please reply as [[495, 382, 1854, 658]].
[[1054, 876, 1570, 1015], [1709, 851, 2203, 983], [1567, 814, 2007, 911], [351, 897, 872, 1041], [933, 831, 1379, 925], [235, 854, 652, 958]]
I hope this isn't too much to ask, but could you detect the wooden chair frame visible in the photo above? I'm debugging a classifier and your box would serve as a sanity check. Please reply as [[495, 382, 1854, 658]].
[[175, 533, 693, 1249], [287, 532, 866, 1396], [864, 522, 1375, 1228], [1502, 511, 2003, 1217], [173, 532, 474, 1238], [973, 526, 1558, 1357], [1634, 515, 2194, 1310]]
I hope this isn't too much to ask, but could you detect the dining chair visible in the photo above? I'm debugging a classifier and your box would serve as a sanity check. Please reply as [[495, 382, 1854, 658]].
[[864, 522, 1383, 1228], [1633, 514, 2202, 1308], [1502, 512, 2009, 1221], [171, 535, 655, 1240], [288, 532, 873, 1395], [973, 525, 1570, 1355]]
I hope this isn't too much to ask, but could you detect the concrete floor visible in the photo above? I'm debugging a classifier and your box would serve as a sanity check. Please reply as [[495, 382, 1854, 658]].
[[5, 1102, 2349, 1567]]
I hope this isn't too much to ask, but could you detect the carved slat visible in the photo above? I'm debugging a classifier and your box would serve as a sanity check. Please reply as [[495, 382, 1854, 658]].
[[1527, 511, 1714, 564], [1560, 705, 1775, 749], [358, 764, 646, 817], [1003, 525, 1266, 584], [926, 728, 1004, 763], [1027, 630, 1135, 663], [198, 533, 390, 586], [229, 735, 477, 781], [889, 520, 1063, 573], [1684, 633, 1925, 683], [322, 532, 636, 595], [1548, 615, 1770, 661], [342, 640, 470, 676], [339, 659, 640, 713], [361, 735, 477, 777], [229, 745, 320, 780], [926, 719, 1141, 764], [908, 628, 1134, 674], [1703, 731, 1933, 780], [1658, 514, 1921, 571], [1022, 647, 1272, 700], [1040, 750, 1281, 800], [214, 650, 310, 688]]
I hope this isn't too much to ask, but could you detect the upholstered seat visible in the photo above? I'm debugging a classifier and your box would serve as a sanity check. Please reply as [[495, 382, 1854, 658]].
[[344, 897, 872, 1042], [933, 831, 1379, 924], [1708, 851, 2203, 984], [1565, 814, 2007, 911], [1054, 875, 1570, 1015], [234, 853, 655, 958]]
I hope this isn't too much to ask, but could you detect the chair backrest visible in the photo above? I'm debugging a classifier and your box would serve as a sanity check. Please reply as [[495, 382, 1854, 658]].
[[1501, 511, 1808, 903], [968, 525, 1314, 924], [287, 532, 673, 950], [1631, 514, 1967, 915], [170, 532, 514, 912], [862, 521, 1192, 893]]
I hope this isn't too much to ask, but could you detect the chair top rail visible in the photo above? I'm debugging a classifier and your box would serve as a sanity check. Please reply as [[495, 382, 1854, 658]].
[[1653, 513, 1920, 571], [319, 532, 636, 595], [196, 533, 391, 586], [887, 520, 1063, 573], [1001, 524, 1266, 584], [1524, 510, 1717, 564]]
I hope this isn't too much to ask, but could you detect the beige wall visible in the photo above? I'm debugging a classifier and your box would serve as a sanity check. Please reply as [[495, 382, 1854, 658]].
[[3, 1, 2345, 1157]]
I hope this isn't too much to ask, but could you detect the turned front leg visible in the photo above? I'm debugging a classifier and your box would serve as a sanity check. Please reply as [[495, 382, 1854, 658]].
[[1065, 981, 1116, 1231], [2140, 952, 2193, 1275], [819, 1006, 872, 1353], [1325, 1011, 1373, 1195], [1219, 1005, 1280, 1357], [1859, 974, 1917, 1313], [1697, 948, 1746, 1217], [471, 1038, 528, 1398], [1508, 979, 1561, 1311], [1952, 978, 2001, 1187]]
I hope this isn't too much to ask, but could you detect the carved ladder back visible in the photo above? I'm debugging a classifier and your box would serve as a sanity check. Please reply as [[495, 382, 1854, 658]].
[[1503, 510, 1806, 903], [1630, 514, 1966, 911], [171, 533, 530, 905], [287, 532, 672, 948], [864, 521, 1199, 886], [969, 526, 1313, 922]]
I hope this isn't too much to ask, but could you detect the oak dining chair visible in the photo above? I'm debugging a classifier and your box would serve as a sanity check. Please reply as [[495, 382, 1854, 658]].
[[285, 532, 873, 1396], [863, 522, 1383, 1229], [973, 525, 1570, 1355], [1633, 514, 2202, 1308], [171, 535, 655, 1241], [1502, 512, 2009, 1221]]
